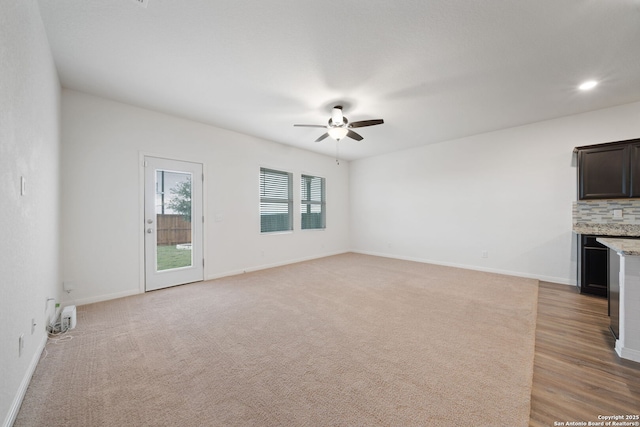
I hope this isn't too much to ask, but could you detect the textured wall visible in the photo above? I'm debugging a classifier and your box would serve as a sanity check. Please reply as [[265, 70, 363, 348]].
[[0, 1, 61, 425], [61, 89, 350, 305], [350, 101, 640, 285]]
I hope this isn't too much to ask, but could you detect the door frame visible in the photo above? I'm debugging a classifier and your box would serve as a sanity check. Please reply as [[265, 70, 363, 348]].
[[139, 152, 206, 292]]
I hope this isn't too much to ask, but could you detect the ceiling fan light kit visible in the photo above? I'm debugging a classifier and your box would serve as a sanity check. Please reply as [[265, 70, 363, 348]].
[[328, 127, 349, 140]]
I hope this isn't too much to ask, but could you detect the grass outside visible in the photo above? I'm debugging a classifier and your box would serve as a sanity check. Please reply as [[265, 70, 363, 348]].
[[157, 245, 192, 271]]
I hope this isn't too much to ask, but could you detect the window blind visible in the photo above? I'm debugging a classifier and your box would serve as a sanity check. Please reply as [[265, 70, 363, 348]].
[[260, 168, 293, 232], [301, 174, 325, 230]]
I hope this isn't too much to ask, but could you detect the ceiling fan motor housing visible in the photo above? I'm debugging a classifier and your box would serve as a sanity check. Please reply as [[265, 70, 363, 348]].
[[328, 116, 348, 127], [331, 106, 346, 127]]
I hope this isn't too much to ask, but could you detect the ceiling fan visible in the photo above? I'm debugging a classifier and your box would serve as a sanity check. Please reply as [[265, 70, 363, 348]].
[[294, 106, 384, 142]]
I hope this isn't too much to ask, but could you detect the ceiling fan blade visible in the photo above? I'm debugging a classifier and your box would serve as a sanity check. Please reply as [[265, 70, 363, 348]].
[[348, 119, 384, 128], [294, 124, 327, 128], [347, 130, 363, 141], [315, 132, 330, 142]]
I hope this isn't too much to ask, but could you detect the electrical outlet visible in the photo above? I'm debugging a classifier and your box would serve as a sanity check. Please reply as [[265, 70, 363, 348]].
[[18, 334, 24, 357], [482, 250, 489, 258]]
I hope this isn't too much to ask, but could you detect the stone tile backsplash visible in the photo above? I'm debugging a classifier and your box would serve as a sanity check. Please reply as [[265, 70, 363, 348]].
[[573, 199, 640, 224]]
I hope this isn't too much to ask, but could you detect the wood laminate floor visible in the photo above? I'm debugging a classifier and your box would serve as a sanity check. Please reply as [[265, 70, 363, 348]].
[[529, 282, 640, 426]]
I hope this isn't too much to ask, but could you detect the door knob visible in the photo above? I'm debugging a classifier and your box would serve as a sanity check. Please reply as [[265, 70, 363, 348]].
[[147, 219, 153, 224], [147, 228, 153, 234]]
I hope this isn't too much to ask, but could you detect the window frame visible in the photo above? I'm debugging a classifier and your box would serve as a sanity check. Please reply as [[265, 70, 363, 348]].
[[259, 167, 293, 233], [300, 174, 326, 230]]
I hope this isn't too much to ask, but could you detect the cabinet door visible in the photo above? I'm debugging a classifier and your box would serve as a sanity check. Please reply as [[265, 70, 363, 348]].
[[581, 246, 608, 297], [630, 142, 640, 197], [579, 236, 608, 297], [578, 145, 630, 199]]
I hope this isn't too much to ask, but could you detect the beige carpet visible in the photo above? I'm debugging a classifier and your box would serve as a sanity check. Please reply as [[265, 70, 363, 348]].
[[15, 253, 538, 426]]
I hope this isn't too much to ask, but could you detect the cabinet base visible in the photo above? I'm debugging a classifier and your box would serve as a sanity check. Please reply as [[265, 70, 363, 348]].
[[615, 340, 640, 363]]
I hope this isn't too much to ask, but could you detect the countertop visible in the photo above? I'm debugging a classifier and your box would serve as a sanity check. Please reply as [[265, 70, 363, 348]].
[[572, 223, 640, 237], [596, 237, 640, 256]]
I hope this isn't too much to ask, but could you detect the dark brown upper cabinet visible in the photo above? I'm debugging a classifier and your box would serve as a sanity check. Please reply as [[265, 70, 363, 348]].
[[576, 138, 640, 200], [631, 141, 640, 198]]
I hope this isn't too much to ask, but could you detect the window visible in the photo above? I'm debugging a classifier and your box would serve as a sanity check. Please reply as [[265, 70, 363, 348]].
[[260, 168, 292, 233], [301, 174, 326, 230]]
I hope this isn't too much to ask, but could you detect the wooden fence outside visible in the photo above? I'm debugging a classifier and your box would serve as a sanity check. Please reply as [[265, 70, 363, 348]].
[[156, 214, 191, 245]]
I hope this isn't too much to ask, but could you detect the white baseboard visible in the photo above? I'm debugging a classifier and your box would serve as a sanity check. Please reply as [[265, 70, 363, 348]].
[[61, 288, 141, 306], [60, 252, 351, 306], [3, 335, 47, 427], [616, 340, 640, 363], [63, 249, 572, 307], [206, 250, 350, 281], [350, 249, 576, 286]]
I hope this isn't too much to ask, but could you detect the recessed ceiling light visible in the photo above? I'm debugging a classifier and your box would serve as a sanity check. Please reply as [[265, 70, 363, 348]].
[[579, 80, 598, 91]]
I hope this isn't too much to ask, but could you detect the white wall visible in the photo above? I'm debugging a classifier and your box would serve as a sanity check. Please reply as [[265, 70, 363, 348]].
[[61, 89, 350, 305], [350, 101, 640, 284], [0, 1, 61, 425]]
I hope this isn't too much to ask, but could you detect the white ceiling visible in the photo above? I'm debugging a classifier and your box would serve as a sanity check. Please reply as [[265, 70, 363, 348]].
[[37, 0, 640, 161]]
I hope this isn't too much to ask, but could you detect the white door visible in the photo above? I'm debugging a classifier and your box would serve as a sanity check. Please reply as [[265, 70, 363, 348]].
[[144, 156, 203, 291]]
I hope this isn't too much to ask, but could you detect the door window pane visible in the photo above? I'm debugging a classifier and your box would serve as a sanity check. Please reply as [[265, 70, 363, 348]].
[[156, 170, 192, 271]]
